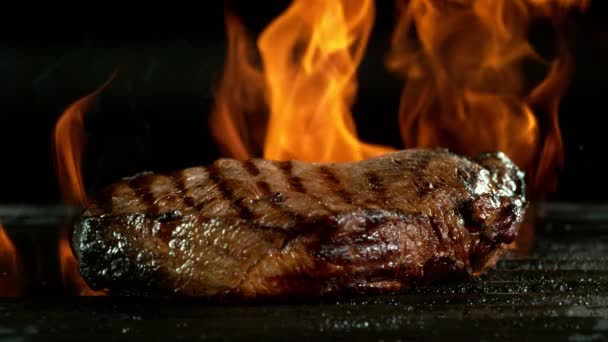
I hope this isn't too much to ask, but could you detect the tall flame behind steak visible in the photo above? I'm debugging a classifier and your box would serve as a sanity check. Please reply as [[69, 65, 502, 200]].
[[72, 149, 526, 298]]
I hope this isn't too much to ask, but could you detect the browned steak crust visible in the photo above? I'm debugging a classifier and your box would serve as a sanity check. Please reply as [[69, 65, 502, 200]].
[[72, 149, 527, 298]]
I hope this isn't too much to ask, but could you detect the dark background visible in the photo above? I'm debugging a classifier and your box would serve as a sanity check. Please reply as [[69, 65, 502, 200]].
[[0, 0, 606, 204]]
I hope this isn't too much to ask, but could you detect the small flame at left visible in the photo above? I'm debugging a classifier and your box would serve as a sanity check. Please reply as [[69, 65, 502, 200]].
[[0, 224, 20, 297], [54, 74, 115, 206], [54, 73, 115, 296]]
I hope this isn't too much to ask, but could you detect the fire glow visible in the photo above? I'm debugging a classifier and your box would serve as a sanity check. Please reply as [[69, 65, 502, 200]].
[[53, 77, 114, 297], [385, 0, 589, 196], [46, 0, 588, 296], [212, 0, 588, 198], [212, 0, 393, 163], [0, 224, 20, 297]]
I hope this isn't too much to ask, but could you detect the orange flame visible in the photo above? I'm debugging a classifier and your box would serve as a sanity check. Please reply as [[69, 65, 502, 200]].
[[259, 0, 393, 162], [212, 0, 394, 162], [211, 14, 268, 160], [0, 224, 20, 297], [213, 0, 584, 198], [386, 0, 588, 197], [54, 74, 115, 296], [54, 74, 115, 205]]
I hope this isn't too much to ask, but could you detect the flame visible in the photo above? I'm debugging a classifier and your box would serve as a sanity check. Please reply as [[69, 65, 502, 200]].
[[54, 74, 115, 205], [212, 0, 394, 162], [58, 230, 106, 296], [0, 224, 20, 297], [259, 0, 393, 161], [54, 74, 115, 296], [210, 14, 268, 160], [386, 0, 587, 197], [213, 0, 584, 197]]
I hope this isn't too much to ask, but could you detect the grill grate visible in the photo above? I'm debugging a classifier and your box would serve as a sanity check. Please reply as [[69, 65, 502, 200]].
[[0, 203, 607, 341]]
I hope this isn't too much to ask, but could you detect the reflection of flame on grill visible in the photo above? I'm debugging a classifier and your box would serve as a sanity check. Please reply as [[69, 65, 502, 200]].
[[0, 224, 20, 297], [212, 0, 588, 199], [54, 75, 115, 296]]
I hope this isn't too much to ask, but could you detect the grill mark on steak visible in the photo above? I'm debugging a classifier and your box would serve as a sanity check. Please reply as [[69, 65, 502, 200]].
[[364, 171, 387, 204], [194, 196, 216, 212], [269, 193, 307, 223], [256, 181, 272, 195], [242, 160, 274, 197], [183, 196, 196, 207], [171, 171, 197, 207], [207, 163, 231, 200], [244, 163, 306, 223], [318, 166, 353, 204], [207, 163, 254, 220], [193, 167, 221, 212], [276, 161, 338, 215], [269, 193, 309, 223], [129, 175, 160, 215], [233, 197, 254, 220], [172, 172, 187, 192], [244, 163, 299, 220], [277, 161, 306, 193], [411, 153, 432, 198], [242, 159, 261, 177]]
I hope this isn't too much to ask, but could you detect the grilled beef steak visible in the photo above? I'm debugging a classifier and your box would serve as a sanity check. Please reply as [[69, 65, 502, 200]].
[[73, 149, 527, 298]]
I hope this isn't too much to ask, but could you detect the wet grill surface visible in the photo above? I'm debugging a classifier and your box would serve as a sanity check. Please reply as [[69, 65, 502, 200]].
[[1, 204, 607, 341]]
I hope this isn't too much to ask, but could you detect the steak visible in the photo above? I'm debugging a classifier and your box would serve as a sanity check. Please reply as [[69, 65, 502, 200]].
[[72, 149, 527, 299]]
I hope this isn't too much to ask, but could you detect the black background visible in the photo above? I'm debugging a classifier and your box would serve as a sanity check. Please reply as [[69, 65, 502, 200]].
[[0, 0, 606, 204]]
